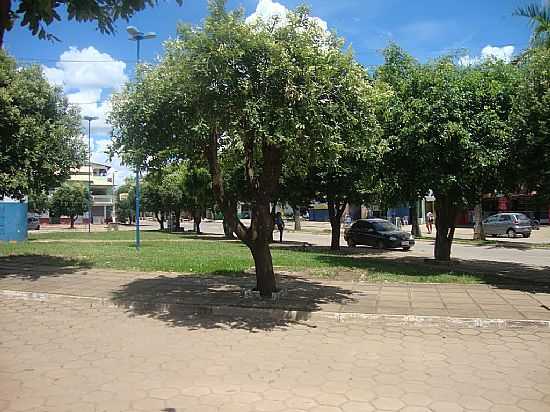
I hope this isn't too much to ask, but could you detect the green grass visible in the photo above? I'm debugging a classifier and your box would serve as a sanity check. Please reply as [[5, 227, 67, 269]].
[[1, 231, 493, 283]]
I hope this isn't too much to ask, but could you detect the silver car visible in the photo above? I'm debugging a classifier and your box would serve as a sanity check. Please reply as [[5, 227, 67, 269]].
[[482, 213, 531, 238], [27, 216, 40, 230]]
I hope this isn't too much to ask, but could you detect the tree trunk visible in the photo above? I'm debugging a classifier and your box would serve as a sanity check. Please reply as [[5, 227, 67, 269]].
[[70, 216, 75, 229], [328, 198, 347, 250], [473, 201, 485, 240], [194, 209, 202, 234], [434, 197, 458, 261], [249, 201, 278, 296], [173, 209, 181, 231], [222, 217, 234, 238], [293, 207, 301, 231], [0, 0, 10, 50], [155, 212, 165, 231], [250, 238, 277, 296], [410, 202, 422, 237]]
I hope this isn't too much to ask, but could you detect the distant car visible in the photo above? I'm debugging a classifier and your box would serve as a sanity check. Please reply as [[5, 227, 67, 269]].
[[482, 213, 531, 238], [344, 218, 415, 251], [27, 216, 40, 230], [531, 219, 540, 230]]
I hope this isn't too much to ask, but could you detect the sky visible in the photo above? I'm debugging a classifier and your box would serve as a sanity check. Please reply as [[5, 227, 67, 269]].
[[4, 0, 534, 184]]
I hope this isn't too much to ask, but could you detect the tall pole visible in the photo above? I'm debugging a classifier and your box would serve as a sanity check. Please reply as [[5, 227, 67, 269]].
[[135, 38, 141, 250], [88, 119, 91, 233], [127, 26, 156, 251]]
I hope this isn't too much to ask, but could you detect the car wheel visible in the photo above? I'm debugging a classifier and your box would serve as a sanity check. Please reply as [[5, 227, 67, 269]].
[[523, 232, 531, 238], [347, 239, 356, 248], [507, 229, 516, 238], [403, 246, 410, 251], [376, 240, 385, 249]]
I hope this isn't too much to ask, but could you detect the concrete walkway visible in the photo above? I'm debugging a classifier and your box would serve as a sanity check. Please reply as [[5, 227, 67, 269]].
[[1, 261, 550, 323]]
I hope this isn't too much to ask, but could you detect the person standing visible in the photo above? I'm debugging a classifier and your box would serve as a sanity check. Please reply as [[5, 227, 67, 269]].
[[426, 211, 434, 234], [275, 212, 285, 243]]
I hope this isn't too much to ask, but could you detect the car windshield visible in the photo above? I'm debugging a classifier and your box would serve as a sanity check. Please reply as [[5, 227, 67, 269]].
[[372, 221, 398, 232], [515, 213, 529, 220]]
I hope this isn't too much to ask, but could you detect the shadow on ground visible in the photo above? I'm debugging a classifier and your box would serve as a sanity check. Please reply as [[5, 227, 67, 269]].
[[111, 273, 356, 331], [0, 254, 91, 280]]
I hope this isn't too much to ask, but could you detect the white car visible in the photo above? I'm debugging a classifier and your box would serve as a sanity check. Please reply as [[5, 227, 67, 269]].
[[27, 216, 40, 230]]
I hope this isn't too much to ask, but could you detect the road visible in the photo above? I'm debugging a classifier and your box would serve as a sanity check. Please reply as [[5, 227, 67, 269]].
[[196, 221, 550, 270]]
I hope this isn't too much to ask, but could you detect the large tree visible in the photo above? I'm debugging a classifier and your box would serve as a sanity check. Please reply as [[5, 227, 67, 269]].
[[509, 47, 550, 201], [49, 183, 90, 229], [184, 165, 212, 234], [376, 45, 519, 260], [110, 1, 382, 295], [0, 51, 84, 200], [0, 0, 182, 48]]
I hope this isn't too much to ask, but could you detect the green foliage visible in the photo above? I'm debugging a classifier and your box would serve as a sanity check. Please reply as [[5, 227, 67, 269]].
[[49, 183, 90, 224], [27, 191, 49, 214], [184, 165, 213, 213], [0, 0, 183, 45], [514, 1, 550, 49], [115, 179, 135, 223], [0, 51, 84, 199], [509, 47, 550, 199], [376, 45, 520, 207]]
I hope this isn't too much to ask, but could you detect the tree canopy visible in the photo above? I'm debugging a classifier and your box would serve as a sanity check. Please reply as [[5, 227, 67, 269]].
[[110, 0, 383, 295], [49, 183, 90, 228], [376, 45, 520, 260], [0, 50, 84, 200]]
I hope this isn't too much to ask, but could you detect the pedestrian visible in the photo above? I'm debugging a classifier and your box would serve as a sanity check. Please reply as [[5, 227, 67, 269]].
[[426, 211, 434, 234], [275, 212, 285, 243]]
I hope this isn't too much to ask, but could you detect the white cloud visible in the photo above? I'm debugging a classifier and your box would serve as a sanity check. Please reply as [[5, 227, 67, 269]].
[[42, 46, 131, 185], [43, 46, 127, 91], [459, 45, 515, 66], [245, 0, 328, 32]]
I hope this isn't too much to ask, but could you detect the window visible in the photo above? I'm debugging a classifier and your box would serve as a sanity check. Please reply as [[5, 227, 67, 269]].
[[498, 215, 511, 222]]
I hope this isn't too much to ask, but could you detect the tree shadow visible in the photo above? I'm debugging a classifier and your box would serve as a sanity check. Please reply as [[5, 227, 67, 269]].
[[0, 254, 91, 281], [111, 273, 357, 332]]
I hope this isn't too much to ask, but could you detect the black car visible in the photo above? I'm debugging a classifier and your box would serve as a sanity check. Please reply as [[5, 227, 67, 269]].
[[344, 218, 415, 251]]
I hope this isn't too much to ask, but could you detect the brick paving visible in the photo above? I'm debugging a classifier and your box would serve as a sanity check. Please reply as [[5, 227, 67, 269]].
[[1, 262, 550, 321], [1, 295, 550, 412]]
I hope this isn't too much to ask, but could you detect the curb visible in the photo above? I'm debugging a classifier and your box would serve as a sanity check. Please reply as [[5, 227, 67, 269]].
[[2, 289, 550, 329]]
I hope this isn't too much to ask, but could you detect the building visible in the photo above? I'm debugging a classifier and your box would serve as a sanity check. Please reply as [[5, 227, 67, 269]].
[[39, 162, 115, 225]]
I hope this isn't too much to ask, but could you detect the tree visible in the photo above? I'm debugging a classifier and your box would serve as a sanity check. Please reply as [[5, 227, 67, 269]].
[[0, 0, 183, 48], [376, 45, 519, 260], [27, 191, 49, 214], [509, 47, 550, 202], [110, 1, 382, 295], [0, 51, 84, 199], [141, 174, 167, 230], [514, 1, 550, 49], [184, 165, 212, 234], [49, 183, 90, 229], [115, 179, 135, 224]]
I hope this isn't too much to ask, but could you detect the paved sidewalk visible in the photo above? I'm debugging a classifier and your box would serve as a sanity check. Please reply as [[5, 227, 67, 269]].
[[1, 260, 550, 322], [1, 295, 550, 412]]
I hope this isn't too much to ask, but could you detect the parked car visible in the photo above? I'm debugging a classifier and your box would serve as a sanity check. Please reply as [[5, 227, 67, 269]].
[[344, 218, 415, 251], [27, 216, 40, 230], [482, 213, 532, 238]]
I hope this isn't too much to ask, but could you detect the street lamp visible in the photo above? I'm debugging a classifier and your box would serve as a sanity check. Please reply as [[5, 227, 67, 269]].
[[84, 115, 98, 233], [127, 25, 156, 251]]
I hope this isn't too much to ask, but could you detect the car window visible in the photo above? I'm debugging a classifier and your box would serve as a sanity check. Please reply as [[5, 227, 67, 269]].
[[515, 214, 529, 220], [352, 221, 367, 230], [498, 215, 511, 222], [372, 221, 398, 232]]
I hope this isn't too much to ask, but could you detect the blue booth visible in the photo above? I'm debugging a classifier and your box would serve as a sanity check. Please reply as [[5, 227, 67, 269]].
[[0, 201, 28, 242]]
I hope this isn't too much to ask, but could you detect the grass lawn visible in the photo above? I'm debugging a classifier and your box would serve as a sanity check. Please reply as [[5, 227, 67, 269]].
[[0, 231, 503, 284]]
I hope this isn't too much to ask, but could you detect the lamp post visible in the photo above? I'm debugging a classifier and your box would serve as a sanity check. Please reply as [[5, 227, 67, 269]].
[[127, 25, 156, 251], [83, 116, 98, 233]]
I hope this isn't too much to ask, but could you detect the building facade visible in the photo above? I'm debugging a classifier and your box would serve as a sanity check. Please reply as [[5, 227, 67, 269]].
[[39, 162, 115, 225]]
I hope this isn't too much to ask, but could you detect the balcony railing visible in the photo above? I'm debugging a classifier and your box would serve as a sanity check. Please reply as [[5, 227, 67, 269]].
[[92, 195, 114, 205]]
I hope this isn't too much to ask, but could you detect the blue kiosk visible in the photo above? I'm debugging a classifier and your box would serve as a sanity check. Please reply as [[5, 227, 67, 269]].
[[0, 201, 28, 242]]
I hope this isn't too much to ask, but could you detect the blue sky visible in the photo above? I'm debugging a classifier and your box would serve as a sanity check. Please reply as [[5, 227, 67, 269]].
[[4, 0, 534, 183]]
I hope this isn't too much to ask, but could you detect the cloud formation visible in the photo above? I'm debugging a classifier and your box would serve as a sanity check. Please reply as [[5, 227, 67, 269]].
[[246, 0, 328, 32], [459, 45, 515, 66], [42, 46, 129, 185]]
